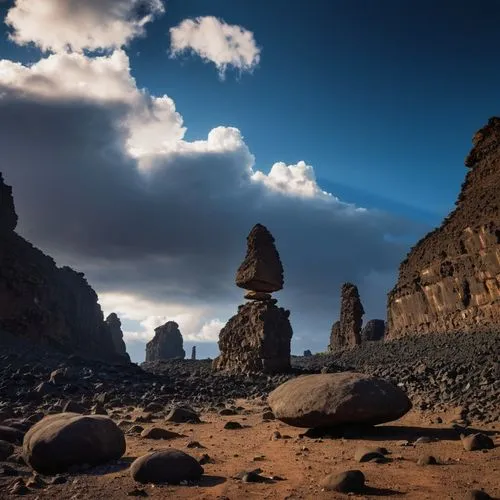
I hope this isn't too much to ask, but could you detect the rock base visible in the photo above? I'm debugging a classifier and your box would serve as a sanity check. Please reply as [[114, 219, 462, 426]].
[[213, 300, 293, 374]]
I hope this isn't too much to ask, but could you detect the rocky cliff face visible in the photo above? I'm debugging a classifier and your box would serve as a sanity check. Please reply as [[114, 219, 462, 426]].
[[145, 321, 186, 362], [0, 172, 128, 363], [387, 117, 500, 338]]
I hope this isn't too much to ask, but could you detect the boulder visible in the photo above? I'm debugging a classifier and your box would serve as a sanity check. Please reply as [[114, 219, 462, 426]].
[[268, 372, 412, 428], [130, 449, 203, 484], [23, 413, 126, 474], [145, 321, 185, 362], [235, 223, 284, 293]]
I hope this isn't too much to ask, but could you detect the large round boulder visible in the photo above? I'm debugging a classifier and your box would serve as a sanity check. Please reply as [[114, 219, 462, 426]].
[[268, 372, 412, 428], [130, 449, 204, 484], [23, 413, 126, 474]]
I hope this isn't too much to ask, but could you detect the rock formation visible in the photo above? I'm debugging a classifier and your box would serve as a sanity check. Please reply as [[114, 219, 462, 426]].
[[213, 223, 292, 374], [191, 346, 196, 361], [328, 283, 364, 351], [105, 313, 130, 362], [145, 321, 186, 362], [303, 349, 312, 357], [387, 117, 500, 338], [0, 172, 128, 363], [360, 319, 386, 342]]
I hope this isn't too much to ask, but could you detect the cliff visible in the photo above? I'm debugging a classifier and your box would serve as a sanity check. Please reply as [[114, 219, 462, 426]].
[[0, 172, 129, 363], [387, 117, 500, 338]]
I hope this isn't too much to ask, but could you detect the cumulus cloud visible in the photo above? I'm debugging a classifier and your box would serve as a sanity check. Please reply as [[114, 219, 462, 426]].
[[5, 0, 165, 52], [170, 16, 261, 78], [0, 32, 426, 360]]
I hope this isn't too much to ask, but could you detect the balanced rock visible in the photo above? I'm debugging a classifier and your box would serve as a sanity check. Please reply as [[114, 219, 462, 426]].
[[213, 300, 292, 374], [145, 321, 185, 362], [236, 223, 284, 293], [23, 413, 126, 474], [360, 319, 386, 342], [130, 449, 203, 484], [268, 372, 412, 428], [387, 117, 500, 339], [328, 283, 364, 351], [105, 313, 130, 361], [214, 224, 292, 374]]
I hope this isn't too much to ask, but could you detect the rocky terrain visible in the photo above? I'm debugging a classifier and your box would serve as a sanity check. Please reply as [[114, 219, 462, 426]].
[[387, 117, 500, 338], [0, 173, 127, 364]]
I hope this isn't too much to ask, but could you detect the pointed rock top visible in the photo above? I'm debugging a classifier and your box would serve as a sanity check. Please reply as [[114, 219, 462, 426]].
[[235, 223, 284, 293], [0, 172, 18, 232]]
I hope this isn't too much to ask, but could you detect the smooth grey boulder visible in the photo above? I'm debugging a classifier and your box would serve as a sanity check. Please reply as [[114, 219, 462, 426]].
[[23, 413, 126, 474], [268, 372, 412, 428]]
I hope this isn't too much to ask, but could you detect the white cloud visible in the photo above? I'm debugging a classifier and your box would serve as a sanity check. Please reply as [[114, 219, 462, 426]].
[[5, 0, 165, 52], [170, 16, 261, 78]]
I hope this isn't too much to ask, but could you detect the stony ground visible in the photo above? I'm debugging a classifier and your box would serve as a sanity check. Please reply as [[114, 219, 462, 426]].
[[0, 330, 499, 498], [0, 401, 499, 499]]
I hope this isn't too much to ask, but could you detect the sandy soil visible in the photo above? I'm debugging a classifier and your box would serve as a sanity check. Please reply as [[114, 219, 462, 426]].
[[3, 401, 499, 500]]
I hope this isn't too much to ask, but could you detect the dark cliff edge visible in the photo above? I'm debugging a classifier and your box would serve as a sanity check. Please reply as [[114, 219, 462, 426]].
[[387, 117, 500, 338], [0, 172, 129, 363]]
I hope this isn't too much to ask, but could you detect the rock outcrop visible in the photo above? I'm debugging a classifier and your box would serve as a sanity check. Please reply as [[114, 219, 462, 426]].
[[214, 224, 292, 374], [387, 117, 500, 338], [105, 313, 130, 362], [0, 173, 128, 363], [145, 321, 186, 362], [328, 283, 364, 351], [191, 346, 196, 360], [360, 319, 385, 342]]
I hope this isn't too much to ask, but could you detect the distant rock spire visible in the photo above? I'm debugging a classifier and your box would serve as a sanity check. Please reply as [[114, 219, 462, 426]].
[[0, 172, 18, 232]]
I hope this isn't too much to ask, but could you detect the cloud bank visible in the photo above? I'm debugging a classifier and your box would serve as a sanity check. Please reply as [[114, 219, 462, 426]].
[[170, 16, 261, 78], [0, 2, 423, 360]]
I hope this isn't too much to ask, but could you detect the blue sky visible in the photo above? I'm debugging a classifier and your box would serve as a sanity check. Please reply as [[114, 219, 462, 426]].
[[0, 0, 497, 362]]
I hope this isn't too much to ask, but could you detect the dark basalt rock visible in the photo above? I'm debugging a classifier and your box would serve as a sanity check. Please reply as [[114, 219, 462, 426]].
[[360, 319, 385, 342], [388, 117, 500, 339]]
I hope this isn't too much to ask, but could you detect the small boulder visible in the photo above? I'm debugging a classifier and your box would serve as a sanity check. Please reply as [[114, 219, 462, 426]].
[[461, 433, 494, 451], [354, 446, 388, 463], [23, 413, 126, 474], [320, 470, 365, 493], [268, 373, 411, 428], [165, 407, 200, 424], [130, 449, 203, 484]]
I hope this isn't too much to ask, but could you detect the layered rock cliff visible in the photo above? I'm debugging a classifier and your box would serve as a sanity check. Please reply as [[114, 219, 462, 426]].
[[387, 117, 500, 338], [0, 172, 129, 363]]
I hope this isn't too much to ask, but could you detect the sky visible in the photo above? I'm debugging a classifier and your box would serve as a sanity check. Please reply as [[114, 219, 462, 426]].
[[0, 0, 498, 362]]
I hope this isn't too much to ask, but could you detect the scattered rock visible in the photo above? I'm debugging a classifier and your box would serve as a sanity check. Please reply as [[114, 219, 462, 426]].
[[224, 421, 243, 430], [130, 449, 203, 484], [23, 413, 126, 474], [417, 455, 438, 465], [354, 446, 389, 463], [320, 470, 365, 493], [461, 433, 495, 451], [268, 372, 411, 427], [165, 407, 200, 423]]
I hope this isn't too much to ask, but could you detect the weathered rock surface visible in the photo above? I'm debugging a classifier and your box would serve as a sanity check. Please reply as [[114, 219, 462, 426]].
[[145, 321, 185, 362], [105, 313, 130, 362], [360, 319, 386, 342], [268, 372, 411, 428], [130, 449, 203, 484], [328, 283, 364, 351], [0, 173, 126, 363], [235, 223, 284, 293], [23, 413, 126, 474], [213, 300, 293, 374], [387, 117, 500, 338]]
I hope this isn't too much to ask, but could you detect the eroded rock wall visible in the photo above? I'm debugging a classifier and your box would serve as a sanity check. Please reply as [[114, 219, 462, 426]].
[[0, 172, 128, 363], [387, 117, 500, 338]]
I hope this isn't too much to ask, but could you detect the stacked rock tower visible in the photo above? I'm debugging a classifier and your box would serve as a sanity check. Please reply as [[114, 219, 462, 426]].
[[213, 224, 293, 374]]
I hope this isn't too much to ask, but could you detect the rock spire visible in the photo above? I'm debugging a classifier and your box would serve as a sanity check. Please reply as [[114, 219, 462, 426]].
[[145, 321, 186, 362]]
